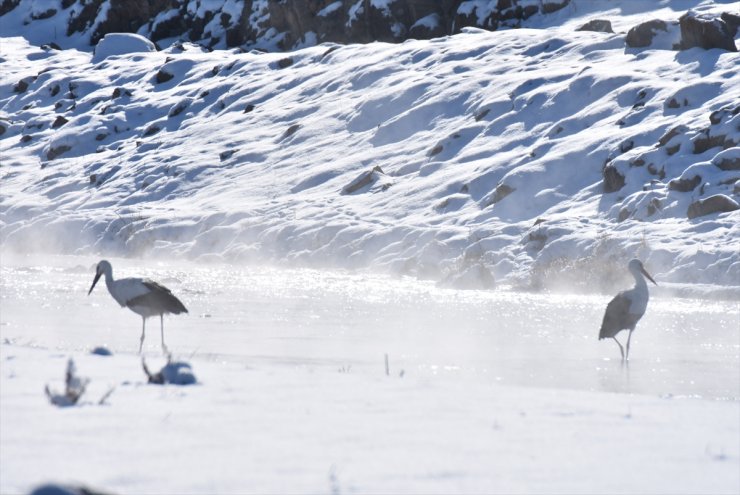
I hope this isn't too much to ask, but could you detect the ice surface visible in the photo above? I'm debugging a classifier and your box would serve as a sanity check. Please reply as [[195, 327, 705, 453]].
[[1, 256, 738, 494]]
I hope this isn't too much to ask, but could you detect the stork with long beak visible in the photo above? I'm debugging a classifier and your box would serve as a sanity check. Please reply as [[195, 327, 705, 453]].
[[599, 259, 657, 361], [88, 260, 188, 354]]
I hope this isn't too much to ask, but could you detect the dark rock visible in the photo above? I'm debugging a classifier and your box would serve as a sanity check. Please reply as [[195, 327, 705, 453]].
[[31, 8, 56, 19], [47, 145, 71, 160], [658, 125, 686, 146], [665, 97, 681, 109], [0, 123, 5, 137], [14, 77, 32, 93], [486, 183, 514, 206], [714, 155, 740, 171], [603, 164, 625, 192], [542, 1, 569, 14], [679, 11, 737, 51], [49, 84, 60, 97], [281, 123, 300, 140], [666, 144, 680, 156], [687, 194, 740, 219], [618, 208, 631, 222], [0, 0, 20, 16], [95, 133, 108, 141], [647, 198, 662, 216], [625, 19, 667, 48], [474, 108, 490, 121], [668, 175, 701, 192], [428, 143, 443, 156], [41, 42, 62, 50], [20, 134, 32, 143], [243, 104, 255, 113], [693, 131, 732, 154], [112, 87, 133, 98], [219, 149, 235, 161], [630, 158, 645, 167], [577, 19, 614, 33], [619, 139, 634, 153], [342, 165, 386, 194], [52, 116, 68, 129], [709, 105, 740, 125], [277, 57, 293, 69], [143, 125, 160, 137], [155, 69, 174, 84]]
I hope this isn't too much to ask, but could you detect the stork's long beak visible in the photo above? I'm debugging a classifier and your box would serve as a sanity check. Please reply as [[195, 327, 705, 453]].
[[641, 266, 658, 286], [88, 271, 102, 295]]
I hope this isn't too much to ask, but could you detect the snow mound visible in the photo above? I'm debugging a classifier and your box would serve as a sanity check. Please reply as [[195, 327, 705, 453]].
[[92, 33, 156, 63]]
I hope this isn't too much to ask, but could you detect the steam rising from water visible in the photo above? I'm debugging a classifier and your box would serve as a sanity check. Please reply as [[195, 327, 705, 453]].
[[1, 255, 737, 400]]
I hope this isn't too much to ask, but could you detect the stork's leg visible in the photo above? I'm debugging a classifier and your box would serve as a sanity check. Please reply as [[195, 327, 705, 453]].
[[160, 314, 168, 355], [612, 336, 625, 360], [139, 317, 146, 354], [625, 330, 634, 361]]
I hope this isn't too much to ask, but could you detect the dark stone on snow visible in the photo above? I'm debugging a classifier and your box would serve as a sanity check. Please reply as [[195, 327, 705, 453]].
[[679, 11, 738, 51], [14, 78, 32, 93], [486, 183, 514, 206], [31, 8, 56, 19], [647, 198, 662, 216], [243, 104, 255, 113], [49, 84, 60, 97], [277, 57, 293, 69], [0, 123, 5, 137], [658, 125, 686, 146], [577, 19, 614, 33], [20, 134, 33, 143], [47, 145, 71, 160], [687, 194, 740, 219], [602, 164, 625, 193], [281, 123, 300, 140], [693, 132, 732, 154], [668, 175, 701, 192], [625, 19, 667, 48], [0, 0, 20, 16], [52, 116, 68, 129], [143, 125, 160, 136], [95, 133, 108, 141], [618, 207, 631, 222], [219, 149, 235, 161], [714, 155, 740, 171], [155, 69, 174, 84]]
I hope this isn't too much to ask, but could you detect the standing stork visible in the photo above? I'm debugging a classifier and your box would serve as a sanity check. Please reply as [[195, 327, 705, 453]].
[[599, 259, 657, 361], [88, 260, 188, 354]]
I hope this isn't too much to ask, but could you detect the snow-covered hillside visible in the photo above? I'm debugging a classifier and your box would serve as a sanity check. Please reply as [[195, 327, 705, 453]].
[[1, 0, 739, 290]]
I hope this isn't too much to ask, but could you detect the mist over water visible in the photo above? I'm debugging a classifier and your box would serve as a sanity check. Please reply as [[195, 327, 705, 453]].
[[2, 255, 737, 400]]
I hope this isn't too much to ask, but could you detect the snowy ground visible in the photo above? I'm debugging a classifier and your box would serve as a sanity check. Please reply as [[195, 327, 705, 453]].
[[1, 255, 738, 494], [2, 0, 740, 289]]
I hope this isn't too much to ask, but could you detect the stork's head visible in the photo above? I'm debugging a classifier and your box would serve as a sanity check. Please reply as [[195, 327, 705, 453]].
[[628, 259, 657, 285], [88, 260, 112, 295]]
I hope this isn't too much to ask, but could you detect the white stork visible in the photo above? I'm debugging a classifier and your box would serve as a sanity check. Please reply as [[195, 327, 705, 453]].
[[599, 259, 657, 360], [88, 260, 188, 354]]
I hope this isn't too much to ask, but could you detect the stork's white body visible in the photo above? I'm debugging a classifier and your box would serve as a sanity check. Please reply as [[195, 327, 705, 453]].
[[88, 260, 188, 354]]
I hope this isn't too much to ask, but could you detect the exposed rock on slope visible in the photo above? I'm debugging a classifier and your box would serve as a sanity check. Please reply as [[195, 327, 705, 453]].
[[2, 0, 571, 49]]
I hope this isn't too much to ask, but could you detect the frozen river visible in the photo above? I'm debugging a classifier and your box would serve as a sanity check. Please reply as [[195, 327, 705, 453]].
[[1, 255, 739, 495], [2, 255, 738, 400]]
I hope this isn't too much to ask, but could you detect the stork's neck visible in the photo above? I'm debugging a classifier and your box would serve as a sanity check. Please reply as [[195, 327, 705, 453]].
[[103, 267, 115, 291], [631, 269, 648, 292]]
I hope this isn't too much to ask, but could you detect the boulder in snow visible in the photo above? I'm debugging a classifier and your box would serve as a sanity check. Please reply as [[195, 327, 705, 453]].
[[678, 11, 738, 52], [93, 33, 156, 63], [602, 164, 625, 193], [625, 19, 667, 48], [687, 194, 739, 219], [668, 175, 701, 192], [576, 19, 614, 33]]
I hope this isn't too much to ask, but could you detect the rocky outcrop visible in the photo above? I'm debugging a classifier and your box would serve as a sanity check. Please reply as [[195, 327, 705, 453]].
[[687, 195, 740, 219], [679, 11, 738, 51], [3, 0, 571, 50], [625, 19, 667, 48], [577, 19, 613, 33]]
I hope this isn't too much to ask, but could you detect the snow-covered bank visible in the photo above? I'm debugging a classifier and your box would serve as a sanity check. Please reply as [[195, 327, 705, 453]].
[[1, 257, 738, 494], [1, 0, 739, 291]]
